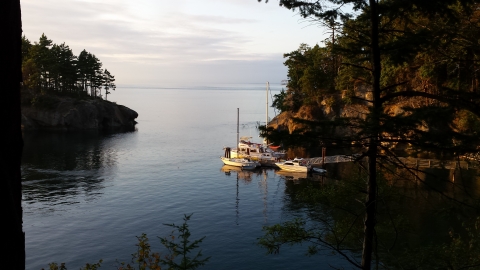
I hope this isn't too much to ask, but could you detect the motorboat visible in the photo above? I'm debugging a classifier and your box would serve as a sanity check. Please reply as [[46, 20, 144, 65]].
[[230, 136, 285, 160], [220, 156, 259, 170], [312, 167, 327, 174], [275, 158, 311, 173]]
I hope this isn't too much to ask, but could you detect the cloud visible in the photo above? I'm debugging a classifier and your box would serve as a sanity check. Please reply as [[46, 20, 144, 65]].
[[21, 0, 324, 85], [23, 0, 265, 61], [115, 57, 288, 86]]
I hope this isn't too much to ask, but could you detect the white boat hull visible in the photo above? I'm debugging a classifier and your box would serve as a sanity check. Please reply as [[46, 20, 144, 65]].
[[275, 163, 310, 173], [275, 158, 311, 173], [220, 156, 258, 170]]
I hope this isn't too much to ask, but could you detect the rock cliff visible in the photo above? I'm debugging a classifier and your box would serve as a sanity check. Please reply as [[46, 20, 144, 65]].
[[21, 95, 138, 131]]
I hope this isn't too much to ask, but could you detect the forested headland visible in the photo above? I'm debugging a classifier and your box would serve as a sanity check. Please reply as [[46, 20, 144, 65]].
[[263, 3, 480, 156], [21, 34, 137, 130], [22, 34, 115, 101]]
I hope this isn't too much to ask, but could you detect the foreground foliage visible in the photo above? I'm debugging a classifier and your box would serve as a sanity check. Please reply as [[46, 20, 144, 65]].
[[44, 214, 209, 270], [259, 165, 480, 269]]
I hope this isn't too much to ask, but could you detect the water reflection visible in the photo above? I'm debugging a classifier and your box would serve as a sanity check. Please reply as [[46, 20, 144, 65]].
[[220, 165, 261, 183], [21, 130, 134, 208], [277, 161, 480, 267], [220, 166, 279, 224], [275, 170, 308, 181]]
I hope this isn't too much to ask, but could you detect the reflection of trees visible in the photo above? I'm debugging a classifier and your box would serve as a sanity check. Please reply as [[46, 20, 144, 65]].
[[22, 131, 117, 170], [275, 170, 329, 183], [21, 130, 129, 204], [265, 162, 480, 268]]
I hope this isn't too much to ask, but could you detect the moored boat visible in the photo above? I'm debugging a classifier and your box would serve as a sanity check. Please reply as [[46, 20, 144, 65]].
[[312, 167, 327, 174], [224, 83, 286, 165], [230, 136, 285, 161], [275, 158, 311, 173], [220, 156, 259, 170]]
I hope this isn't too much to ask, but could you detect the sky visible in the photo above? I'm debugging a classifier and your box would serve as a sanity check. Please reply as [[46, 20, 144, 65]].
[[21, 0, 329, 86]]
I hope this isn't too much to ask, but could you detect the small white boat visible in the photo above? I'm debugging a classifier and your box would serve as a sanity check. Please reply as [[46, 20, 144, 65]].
[[312, 167, 327, 174], [220, 156, 259, 170], [275, 158, 311, 173]]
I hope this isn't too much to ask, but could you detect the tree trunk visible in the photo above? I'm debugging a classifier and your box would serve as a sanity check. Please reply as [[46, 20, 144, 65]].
[[362, 144, 378, 270], [361, 1, 381, 269], [1, 0, 25, 269]]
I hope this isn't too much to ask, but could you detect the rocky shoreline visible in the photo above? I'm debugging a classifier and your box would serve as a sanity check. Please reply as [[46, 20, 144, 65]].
[[21, 95, 138, 131]]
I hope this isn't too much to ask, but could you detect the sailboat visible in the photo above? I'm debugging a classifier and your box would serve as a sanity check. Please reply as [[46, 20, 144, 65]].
[[220, 109, 260, 170], [229, 82, 285, 165], [220, 156, 259, 170]]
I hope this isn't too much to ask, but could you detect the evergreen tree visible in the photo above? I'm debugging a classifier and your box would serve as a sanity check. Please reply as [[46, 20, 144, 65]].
[[260, 1, 480, 269], [21, 35, 115, 98], [102, 69, 115, 100], [77, 49, 89, 93]]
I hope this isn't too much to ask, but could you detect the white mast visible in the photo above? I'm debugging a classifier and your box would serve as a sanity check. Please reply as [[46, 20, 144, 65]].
[[266, 82, 269, 127], [237, 108, 239, 148], [264, 82, 269, 145]]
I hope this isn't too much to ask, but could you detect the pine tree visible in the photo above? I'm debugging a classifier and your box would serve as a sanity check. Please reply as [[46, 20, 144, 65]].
[[260, 1, 480, 269]]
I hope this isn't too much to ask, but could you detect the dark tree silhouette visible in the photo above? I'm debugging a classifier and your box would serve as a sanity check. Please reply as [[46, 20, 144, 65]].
[[1, 0, 25, 268], [259, 1, 480, 269]]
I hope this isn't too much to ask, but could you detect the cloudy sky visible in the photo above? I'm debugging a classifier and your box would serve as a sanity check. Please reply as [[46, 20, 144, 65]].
[[22, 0, 328, 86]]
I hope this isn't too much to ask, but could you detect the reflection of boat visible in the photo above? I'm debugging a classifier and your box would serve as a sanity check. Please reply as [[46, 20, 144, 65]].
[[275, 158, 311, 173], [221, 165, 255, 182], [220, 165, 245, 173], [220, 156, 259, 170], [275, 170, 308, 180]]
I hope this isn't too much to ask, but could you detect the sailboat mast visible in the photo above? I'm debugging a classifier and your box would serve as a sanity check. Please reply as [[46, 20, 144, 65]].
[[264, 82, 269, 146], [266, 82, 269, 128], [237, 108, 239, 148]]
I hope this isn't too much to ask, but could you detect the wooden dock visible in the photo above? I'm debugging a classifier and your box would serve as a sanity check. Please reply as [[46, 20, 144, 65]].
[[303, 155, 475, 170]]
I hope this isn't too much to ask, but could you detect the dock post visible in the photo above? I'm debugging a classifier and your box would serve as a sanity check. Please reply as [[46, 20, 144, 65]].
[[322, 147, 326, 167]]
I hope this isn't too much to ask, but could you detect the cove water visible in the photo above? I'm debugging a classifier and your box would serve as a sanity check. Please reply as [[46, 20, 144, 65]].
[[22, 84, 347, 269]]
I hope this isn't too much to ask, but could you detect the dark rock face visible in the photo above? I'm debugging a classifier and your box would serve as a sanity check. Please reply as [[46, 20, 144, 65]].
[[21, 97, 138, 131]]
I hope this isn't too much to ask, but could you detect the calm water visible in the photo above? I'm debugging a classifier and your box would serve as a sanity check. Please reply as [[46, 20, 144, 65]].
[[22, 84, 348, 269]]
